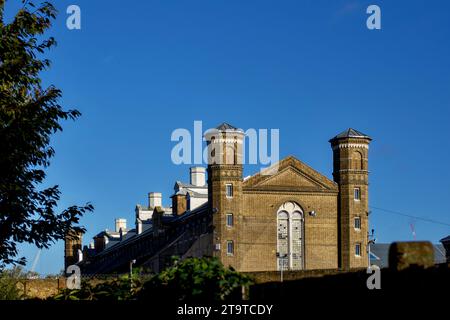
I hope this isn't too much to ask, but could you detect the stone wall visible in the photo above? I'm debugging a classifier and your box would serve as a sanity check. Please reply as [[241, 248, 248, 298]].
[[244, 269, 360, 284], [18, 278, 66, 299]]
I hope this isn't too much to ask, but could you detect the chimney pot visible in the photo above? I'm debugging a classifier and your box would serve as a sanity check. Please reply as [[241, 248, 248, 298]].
[[190, 167, 206, 186], [115, 218, 127, 233], [148, 192, 162, 208]]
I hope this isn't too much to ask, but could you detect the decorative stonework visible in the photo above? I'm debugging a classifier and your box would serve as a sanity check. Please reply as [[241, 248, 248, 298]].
[[210, 138, 244, 145], [332, 143, 370, 151]]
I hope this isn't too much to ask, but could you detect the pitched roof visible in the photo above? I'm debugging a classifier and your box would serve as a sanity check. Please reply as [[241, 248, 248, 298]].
[[175, 181, 208, 189], [243, 155, 338, 191], [440, 235, 450, 243], [216, 122, 238, 131], [331, 128, 371, 140]]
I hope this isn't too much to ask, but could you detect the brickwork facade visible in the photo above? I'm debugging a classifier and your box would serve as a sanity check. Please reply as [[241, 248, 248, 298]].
[[206, 126, 371, 272], [73, 125, 372, 274]]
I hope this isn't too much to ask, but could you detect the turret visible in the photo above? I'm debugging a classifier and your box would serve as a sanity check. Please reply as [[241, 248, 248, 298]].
[[330, 128, 372, 270], [205, 123, 244, 269]]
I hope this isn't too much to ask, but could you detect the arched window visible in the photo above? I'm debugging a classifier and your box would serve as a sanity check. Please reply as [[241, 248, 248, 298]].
[[276, 202, 305, 271], [225, 144, 236, 165], [352, 151, 363, 170]]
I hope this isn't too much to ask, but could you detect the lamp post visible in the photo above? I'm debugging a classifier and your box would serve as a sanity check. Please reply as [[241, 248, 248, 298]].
[[367, 229, 376, 267]]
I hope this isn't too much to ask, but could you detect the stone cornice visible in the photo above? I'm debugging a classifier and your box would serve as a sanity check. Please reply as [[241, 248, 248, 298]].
[[332, 143, 369, 151]]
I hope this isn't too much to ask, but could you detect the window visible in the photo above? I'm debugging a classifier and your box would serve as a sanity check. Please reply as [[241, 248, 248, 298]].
[[226, 213, 234, 227], [226, 184, 233, 198], [354, 217, 361, 230], [277, 202, 304, 271], [355, 243, 361, 257], [226, 240, 234, 255], [354, 188, 361, 201], [352, 151, 363, 170]]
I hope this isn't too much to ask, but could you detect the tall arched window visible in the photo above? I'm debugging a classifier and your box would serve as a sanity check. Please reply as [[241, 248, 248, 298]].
[[277, 202, 304, 271]]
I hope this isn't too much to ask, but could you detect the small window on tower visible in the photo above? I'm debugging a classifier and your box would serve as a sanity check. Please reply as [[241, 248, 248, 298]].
[[355, 243, 362, 257], [354, 217, 361, 230], [354, 188, 361, 201], [226, 184, 234, 198], [226, 213, 234, 227], [226, 240, 234, 255]]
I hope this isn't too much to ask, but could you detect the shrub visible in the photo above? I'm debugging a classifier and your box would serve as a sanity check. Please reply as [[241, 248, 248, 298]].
[[0, 267, 25, 300], [138, 257, 253, 302], [52, 272, 147, 301], [52, 257, 252, 301]]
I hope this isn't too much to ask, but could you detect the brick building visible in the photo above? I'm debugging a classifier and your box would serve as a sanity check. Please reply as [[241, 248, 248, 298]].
[[66, 123, 372, 274]]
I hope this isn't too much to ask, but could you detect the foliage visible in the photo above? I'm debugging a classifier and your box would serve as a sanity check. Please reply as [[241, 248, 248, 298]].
[[0, 266, 27, 300], [138, 257, 253, 301], [0, 1, 93, 268], [52, 269, 150, 301], [52, 257, 252, 301]]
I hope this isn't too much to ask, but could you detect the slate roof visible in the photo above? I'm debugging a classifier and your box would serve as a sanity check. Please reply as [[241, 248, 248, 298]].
[[175, 181, 208, 189], [172, 181, 208, 198], [216, 122, 238, 131], [331, 128, 371, 140], [92, 203, 209, 258], [136, 204, 173, 214]]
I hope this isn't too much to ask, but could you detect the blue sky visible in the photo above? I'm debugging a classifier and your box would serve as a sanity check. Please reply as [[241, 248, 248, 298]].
[[5, 0, 450, 274]]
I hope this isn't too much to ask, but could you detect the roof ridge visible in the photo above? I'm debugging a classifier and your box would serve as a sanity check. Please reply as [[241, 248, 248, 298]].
[[216, 122, 238, 131], [331, 128, 371, 140]]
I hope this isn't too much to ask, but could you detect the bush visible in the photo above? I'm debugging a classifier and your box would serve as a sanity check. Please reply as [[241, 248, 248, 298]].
[[52, 257, 252, 301], [0, 267, 26, 300], [52, 271, 148, 301], [138, 257, 253, 302]]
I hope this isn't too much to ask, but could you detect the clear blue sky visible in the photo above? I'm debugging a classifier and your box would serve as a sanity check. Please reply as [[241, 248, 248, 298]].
[[6, 0, 450, 275]]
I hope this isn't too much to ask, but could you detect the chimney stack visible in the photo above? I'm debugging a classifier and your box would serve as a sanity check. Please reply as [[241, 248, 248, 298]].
[[149, 192, 162, 208], [190, 167, 206, 186], [115, 218, 127, 233]]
